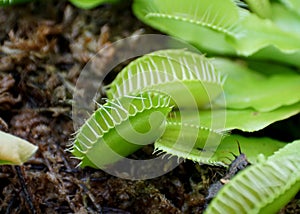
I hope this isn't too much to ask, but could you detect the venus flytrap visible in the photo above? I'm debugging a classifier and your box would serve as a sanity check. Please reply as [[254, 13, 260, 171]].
[[4, 0, 298, 211], [71, 49, 228, 169], [72, 49, 299, 169], [70, 42, 299, 211]]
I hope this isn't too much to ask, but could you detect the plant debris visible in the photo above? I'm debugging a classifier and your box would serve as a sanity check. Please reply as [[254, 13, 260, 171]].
[[205, 151, 250, 206], [0, 74, 21, 111]]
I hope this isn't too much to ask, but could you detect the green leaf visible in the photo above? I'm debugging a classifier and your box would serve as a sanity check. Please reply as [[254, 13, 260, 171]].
[[244, 0, 271, 18], [279, 0, 300, 16], [251, 45, 300, 67], [212, 58, 300, 111], [168, 102, 300, 132], [271, 3, 300, 37], [0, 131, 38, 165], [205, 139, 300, 213], [69, 0, 119, 9], [246, 59, 299, 76], [230, 13, 300, 56], [0, 0, 33, 6]]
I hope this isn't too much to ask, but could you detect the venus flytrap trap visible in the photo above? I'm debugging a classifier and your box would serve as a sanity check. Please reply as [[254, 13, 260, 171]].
[[154, 122, 226, 166], [205, 139, 300, 214], [133, 0, 300, 66], [133, 0, 238, 55], [70, 91, 172, 168], [154, 125, 285, 166], [106, 49, 226, 109]]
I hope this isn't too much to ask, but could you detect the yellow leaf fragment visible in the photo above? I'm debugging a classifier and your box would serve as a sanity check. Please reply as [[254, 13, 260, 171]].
[[0, 131, 38, 165]]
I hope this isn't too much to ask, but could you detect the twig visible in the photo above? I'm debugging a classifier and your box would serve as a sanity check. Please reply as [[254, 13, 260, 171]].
[[15, 166, 37, 214]]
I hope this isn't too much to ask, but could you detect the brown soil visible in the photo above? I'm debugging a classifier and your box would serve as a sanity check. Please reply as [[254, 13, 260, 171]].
[[0, 1, 299, 213]]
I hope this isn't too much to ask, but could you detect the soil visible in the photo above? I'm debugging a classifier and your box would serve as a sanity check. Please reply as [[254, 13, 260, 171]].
[[0, 1, 299, 213]]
